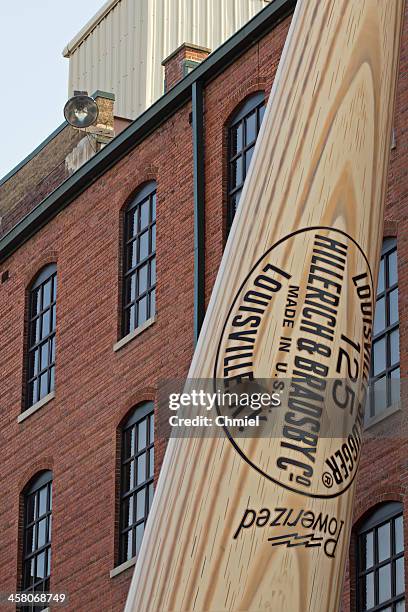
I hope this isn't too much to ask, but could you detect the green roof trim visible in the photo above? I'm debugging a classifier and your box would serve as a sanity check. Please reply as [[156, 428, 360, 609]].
[[91, 90, 115, 101], [0, 0, 295, 264]]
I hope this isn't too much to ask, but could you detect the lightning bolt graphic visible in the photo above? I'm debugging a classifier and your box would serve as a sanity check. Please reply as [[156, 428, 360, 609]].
[[268, 533, 324, 548]]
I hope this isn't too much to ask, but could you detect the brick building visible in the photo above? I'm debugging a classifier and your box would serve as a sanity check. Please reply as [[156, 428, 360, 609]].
[[0, 0, 406, 610]]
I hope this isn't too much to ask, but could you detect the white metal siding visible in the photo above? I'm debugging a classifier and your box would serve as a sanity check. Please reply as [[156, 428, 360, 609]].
[[65, 0, 268, 119]]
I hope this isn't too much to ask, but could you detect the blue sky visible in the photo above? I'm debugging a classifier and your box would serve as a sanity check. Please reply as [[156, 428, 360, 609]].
[[0, 0, 105, 179]]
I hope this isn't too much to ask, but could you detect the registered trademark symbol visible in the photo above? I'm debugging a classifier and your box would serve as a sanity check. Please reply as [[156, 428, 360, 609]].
[[322, 472, 333, 488]]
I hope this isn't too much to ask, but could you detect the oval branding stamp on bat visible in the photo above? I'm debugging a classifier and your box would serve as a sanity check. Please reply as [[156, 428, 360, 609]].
[[214, 226, 374, 499]]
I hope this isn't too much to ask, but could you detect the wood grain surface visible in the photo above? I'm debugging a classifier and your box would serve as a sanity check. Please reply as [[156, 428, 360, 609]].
[[125, 1, 404, 610]]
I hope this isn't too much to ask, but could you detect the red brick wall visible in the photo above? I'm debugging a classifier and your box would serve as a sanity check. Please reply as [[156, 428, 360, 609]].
[[0, 6, 407, 611], [0, 125, 83, 238], [0, 103, 196, 609]]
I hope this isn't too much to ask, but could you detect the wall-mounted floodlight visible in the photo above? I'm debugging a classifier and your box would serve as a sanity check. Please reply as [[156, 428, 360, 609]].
[[63, 91, 99, 128]]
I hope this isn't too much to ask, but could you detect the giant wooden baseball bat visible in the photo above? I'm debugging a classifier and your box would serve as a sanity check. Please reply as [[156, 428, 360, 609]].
[[125, 1, 404, 610]]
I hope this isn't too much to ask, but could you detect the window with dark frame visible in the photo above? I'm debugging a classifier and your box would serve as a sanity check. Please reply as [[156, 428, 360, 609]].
[[123, 182, 157, 336], [227, 92, 265, 234], [357, 502, 404, 612], [119, 402, 154, 564], [26, 264, 57, 409], [20, 471, 52, 611], [369, 238, 399, 418]]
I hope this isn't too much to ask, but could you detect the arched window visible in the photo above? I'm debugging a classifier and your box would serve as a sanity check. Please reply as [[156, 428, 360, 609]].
[[356, 502, 404, 611], [227, 92, 266, 233], [370, 238, 400, 417], [123, 182, 157, 336], [26, 264, 57, 409], [119, 402, 154, 564], [21, 471, 53, 605]]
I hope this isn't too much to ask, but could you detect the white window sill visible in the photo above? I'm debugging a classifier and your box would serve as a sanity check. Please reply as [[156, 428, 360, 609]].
[[110, 556, 137, 578], [113, 317, 156, 352], [18, 392, 55, 423], [364, 402, 401, 431]]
